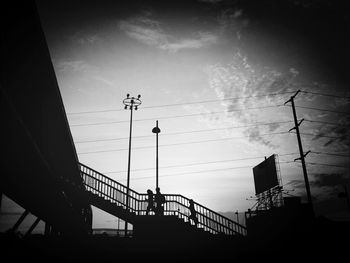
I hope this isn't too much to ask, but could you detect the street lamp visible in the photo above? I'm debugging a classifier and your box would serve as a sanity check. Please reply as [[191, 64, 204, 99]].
[[152, 120, 161, 189], [123, 94, 141, 237]]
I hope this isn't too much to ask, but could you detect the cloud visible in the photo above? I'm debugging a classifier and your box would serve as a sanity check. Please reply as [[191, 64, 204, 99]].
[[218, 8, 249, 40], [56, 60, 99, 74], [311, 116, 350, 147], [308, 173, 350, 201], [246, 127, 274, 147], [267, 122, 281, 132], [54, 60, 115, 93], [119, 17, 168, 48], [204, 52, 296, 148], [71, 31, 102, 45], [286, 179, 306, 189], [119, 15, 218, 52], [165, 31, 218, 51], [311, 173, 349, 188]]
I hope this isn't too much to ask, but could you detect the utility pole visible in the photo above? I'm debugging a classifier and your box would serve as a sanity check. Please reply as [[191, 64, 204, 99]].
[[285, 90, 313, 214], [152, 120, 161, 189], [123, 94, 141, 237]]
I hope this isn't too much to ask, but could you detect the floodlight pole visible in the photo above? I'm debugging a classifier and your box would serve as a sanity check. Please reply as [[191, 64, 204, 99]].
[[123, 94, 142, 236], [285, 90, 313, 214], [152, 120, 161, 189]]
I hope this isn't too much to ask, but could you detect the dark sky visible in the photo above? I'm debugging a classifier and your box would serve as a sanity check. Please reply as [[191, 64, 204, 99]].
[[37, 0, 349, 86]]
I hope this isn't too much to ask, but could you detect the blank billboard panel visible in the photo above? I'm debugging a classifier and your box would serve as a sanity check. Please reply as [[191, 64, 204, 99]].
[[253, 155, 278, 195]]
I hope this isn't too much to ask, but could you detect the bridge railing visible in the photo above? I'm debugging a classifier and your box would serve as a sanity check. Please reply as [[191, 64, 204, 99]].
[[79, 163, 246, 236]]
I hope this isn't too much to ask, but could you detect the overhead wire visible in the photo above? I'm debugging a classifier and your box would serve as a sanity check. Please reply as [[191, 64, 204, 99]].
[[300, 90, 350, 100], [311, 151, 350, 158], [293, 105, 350, 115], [70, 104, 285, 127], [298, 132, 347, 140], [115, 161, 296, 181], [77, 131, 290, 155], [74, 119, 346, 144], [67, 91, 295, 115], [77, 130, 348, 155], [70, 105, 349, 128], [103, 153, 299, 174], [306, 162, 349, 168], [74, 120, 293, 144], [304, 119, 349, 127]]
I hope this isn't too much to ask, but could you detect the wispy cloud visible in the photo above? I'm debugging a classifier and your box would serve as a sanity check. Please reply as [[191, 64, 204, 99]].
[[54, 60, 115, 93], [308, 172, 350, 201], [204, 51, 297, 147], [308, 115, 350, 148], [119, 15, 218, 52], [218, 8, 249, 40], [56, 60, 99, 74], [311, 173, 349, 188], [71, 31, 102, 45]]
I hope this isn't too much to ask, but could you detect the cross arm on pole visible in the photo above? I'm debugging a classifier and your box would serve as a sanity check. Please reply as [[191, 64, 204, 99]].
[[294, 150, 311, 162], [288, 118, 304, 132], [284, 89, 301, 105]]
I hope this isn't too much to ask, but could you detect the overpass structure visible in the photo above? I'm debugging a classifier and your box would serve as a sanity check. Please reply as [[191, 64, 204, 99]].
[[1, 1, 92, 236], [0, 1, 246, 239]]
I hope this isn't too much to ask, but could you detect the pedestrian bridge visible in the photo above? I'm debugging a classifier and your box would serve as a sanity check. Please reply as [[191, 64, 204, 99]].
[[65, 163, 247, 237]]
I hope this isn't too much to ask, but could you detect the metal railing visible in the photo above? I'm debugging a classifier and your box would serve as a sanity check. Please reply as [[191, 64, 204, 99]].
[[79, 163, 246, 236]]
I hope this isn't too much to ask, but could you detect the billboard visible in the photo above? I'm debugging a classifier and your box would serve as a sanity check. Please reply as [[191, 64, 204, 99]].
[[253, 154, 279, 195]]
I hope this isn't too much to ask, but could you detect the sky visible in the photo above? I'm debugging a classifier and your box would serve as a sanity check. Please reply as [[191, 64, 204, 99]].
[[1, 0, 349, 231]]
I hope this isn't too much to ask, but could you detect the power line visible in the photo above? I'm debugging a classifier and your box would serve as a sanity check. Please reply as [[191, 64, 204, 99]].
[[311, 151, 350, 158], [299, 132, 347, 140], [293, 161, 348, 169], [293, 105, 350, 115], [115, 161, 295, 181], [67, 91, 294, 115], [77, 130, 346, 155], [304, 119, 349, 127], [103, 153, 299, 174], [70, 105, 285, 127], [306, 162, 349, 168], [301, 90, 350, 100], [74, 121, 293, 144], [74, 119, 345, 144], [77, 131, 290, 155]]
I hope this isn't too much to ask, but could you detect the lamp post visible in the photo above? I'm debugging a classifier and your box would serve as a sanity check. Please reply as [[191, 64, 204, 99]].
[[123, 94, 141, 237], [152, 120, 161, 189]]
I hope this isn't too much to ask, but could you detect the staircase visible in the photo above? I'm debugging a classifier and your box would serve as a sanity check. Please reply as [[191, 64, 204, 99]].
[[78, 163, 247, 236]]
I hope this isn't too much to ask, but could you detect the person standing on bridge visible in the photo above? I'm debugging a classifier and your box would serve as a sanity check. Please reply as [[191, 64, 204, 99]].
[[146, 189, 155, 215], [189, 199, 198, 226], [154, 187, 166, 216]]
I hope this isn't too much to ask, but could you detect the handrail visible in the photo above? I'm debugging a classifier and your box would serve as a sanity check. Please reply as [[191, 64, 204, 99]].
[[79, 162, 247, 236]]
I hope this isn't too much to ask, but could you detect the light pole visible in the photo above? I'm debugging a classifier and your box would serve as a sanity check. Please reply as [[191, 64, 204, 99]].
[[123, 93, 141, 237], [152, 120, 161, 189]]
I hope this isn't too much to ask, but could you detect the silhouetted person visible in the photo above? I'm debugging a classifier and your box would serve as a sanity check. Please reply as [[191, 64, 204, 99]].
[[154, 187, 166, 216], [146, 189, 155, 215], [189, 199, 198, 226]]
